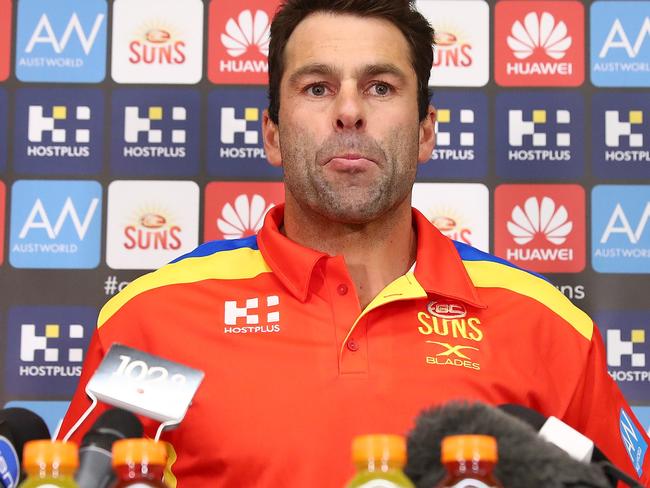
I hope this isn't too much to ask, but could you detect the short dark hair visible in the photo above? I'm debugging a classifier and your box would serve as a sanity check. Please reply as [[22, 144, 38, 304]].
[[267, 0, 435, 124]]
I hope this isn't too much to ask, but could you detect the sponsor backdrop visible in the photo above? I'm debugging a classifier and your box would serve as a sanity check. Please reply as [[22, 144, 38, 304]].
[[1, 0, 650, 437]]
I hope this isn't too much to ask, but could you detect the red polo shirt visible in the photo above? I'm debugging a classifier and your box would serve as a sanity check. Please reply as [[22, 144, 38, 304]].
[[60, 205, 650, 487]]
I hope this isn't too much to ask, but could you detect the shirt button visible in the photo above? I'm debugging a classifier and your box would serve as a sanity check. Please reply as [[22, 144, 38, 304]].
[[337, 284, 348, 295], [347, 340, 360, 352]]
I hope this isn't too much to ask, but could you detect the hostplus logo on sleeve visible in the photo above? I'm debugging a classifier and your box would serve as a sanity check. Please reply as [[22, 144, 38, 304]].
[[495, 1, 584, 86], [110, 89, 200, 176], [9, 180, 102, 269], [591, 2, 650, 87], [592, 185, 650, 273], [418, 90, 487, 179], [207, 0, 280, 84], [496, 92, 583, 180], [4, 306, 94, 396], [0, 0, 11, 81], [207, 87, 281, 179], [592, 93, 650, 179], [15, 0, 107, 82], [14, 88, 104, 175]]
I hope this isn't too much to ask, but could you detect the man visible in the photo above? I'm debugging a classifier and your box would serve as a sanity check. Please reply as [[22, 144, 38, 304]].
[[61, 1, 650, 486]]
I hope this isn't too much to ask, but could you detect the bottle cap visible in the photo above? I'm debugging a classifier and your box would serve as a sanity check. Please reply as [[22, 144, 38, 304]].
[[22, 440, 78, 471], [352, 434, 406, 466], [112, 439, 167, 466], [441, 435, 497, 463]]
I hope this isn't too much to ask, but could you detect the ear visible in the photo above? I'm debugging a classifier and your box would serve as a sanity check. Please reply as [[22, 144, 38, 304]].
[[263, 109, 282, 167], [417, 105, 436, 164]]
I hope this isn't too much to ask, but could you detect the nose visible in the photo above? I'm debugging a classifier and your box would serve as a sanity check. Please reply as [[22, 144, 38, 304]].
[[334, 83, 365, 131]]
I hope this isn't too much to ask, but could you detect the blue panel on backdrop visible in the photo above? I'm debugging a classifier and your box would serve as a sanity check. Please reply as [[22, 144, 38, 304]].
[[207, 87, 282, 180], [633, 406, 650, 437], [496, 91, 584, 180], [110, 89, 201, 176], [0, 88, 6, 173], [417, 90, 488, 180], [4, 401, 70, 438]]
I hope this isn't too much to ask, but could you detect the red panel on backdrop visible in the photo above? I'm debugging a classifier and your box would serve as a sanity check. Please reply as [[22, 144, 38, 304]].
[[0, 0, 11, 81]]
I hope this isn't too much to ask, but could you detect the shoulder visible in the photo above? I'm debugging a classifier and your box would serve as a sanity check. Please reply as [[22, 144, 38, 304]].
[[453, 241, 594, 341]]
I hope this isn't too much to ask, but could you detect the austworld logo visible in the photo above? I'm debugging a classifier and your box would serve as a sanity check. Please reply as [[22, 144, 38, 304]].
[[208, 0, 280, 84], [0, 0, 12, 81], [592, 185, 650, 274], [495, 184, 585, 273], [4, 306, 94, 396], [9, 180, 102, 269], [14, 88, 104, 175], [15, 0, 107, 82], [591, 1, 650, 87], [204, 181, 284, 241], [111, 0, 203, 84], [110, 89, 200, 176], [592, 93, 650, 179], [496, 91, 584, 180], [415, 0, 489, 87], [495, 1, 584, 86]]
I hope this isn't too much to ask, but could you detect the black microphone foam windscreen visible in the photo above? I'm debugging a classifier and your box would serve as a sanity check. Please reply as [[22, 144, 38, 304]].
[[80, 408, 143, 450], [0, 408, 50, 465]]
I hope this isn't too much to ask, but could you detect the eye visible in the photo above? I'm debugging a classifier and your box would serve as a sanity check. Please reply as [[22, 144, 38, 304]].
[[369, 82, 392, 96], [306, 84, 329, 96]]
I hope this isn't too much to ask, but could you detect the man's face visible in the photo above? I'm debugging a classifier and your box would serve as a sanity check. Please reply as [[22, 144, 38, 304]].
[[264, 13, 435, 224]]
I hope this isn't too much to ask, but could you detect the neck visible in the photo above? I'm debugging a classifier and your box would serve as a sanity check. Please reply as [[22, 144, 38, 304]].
[[282, 197, 417, 309]]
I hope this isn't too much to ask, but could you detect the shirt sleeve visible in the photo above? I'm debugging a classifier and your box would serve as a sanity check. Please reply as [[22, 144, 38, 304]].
[[563, 325, 650, 486]]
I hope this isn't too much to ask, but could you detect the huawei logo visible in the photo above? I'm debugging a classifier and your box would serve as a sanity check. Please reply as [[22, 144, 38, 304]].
[[221, 10, 270, 58], [217, 194, 275, 239], [507, 197, 572, 245], [507, 12, 572, 60]]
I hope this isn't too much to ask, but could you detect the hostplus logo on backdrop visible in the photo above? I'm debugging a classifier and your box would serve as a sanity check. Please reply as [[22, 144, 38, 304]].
[[110, 90, 200, 176], [4, 306, 94, 396], [596, 311, 650, 403], [106, 180, 199, 270], [9, 180, 102, 269], [591, 2, 650, 87], [495, 1, 584, 86], [15, 0, 107, 82], [592, 93, 650, 179], [496, 92, 583, 180], [111, 0, 203, 84], [0, 0, 12, 81], [14, 89, 104, 175], [208, 0, 280, 84], [415, 0, 489, 87], [495, 184, 585, 273], [592, 185, 650, 273], [207, 87, 281, 179], [204, 182, 284, 241]]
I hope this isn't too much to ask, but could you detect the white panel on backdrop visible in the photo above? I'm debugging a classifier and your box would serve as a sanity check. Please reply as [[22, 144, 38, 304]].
[[411, 183, 489, 252], [106, 180, 199, 270]]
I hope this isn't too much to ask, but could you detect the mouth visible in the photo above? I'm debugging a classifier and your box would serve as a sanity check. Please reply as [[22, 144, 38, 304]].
[[324, 153, 377, 173]]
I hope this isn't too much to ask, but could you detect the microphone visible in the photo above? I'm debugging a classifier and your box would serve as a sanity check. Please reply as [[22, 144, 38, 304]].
[[404, 401, 612, 488], [75, 408, 143, 488], [0, 408, 50, 488]]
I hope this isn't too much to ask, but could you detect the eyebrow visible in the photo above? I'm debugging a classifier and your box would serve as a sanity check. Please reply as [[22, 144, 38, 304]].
[[287, 62, 409, 87]]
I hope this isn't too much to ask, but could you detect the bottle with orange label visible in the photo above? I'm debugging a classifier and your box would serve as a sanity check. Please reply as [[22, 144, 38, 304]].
[[18, 440, 79, 487], [434, 435, 503, 488], [111, 439, 169, 487], [344, 434, 415, 488]]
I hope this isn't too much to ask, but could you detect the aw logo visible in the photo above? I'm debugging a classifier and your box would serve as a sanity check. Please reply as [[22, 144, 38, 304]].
[[0, 88, 6, 173], [4, 306, 94, 396], [592, 93, 650, 179], [495, 1, 584, 86], [0, 0, 11, 81], [592, 185, 650, 273], [204, 181, 284, 241], [415, 0, 489, 87], [495, 184, 585, 273], [9, 180, 102, 269], [208, 0, 281, 85], [112, 0, 203, 84], [496, 92, 584, 180], [412, 183, 489, 252], [106, 180, 199, 270], [596, 311, 650, 403], [207, 87, 281, 179], [15, 0, 107, 82], [14, 88, 104, 175], [0, 181, 4, 265], [591, 2, 650, 87], [110, 89, 200, 176], [418, 90, 487, 179]]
